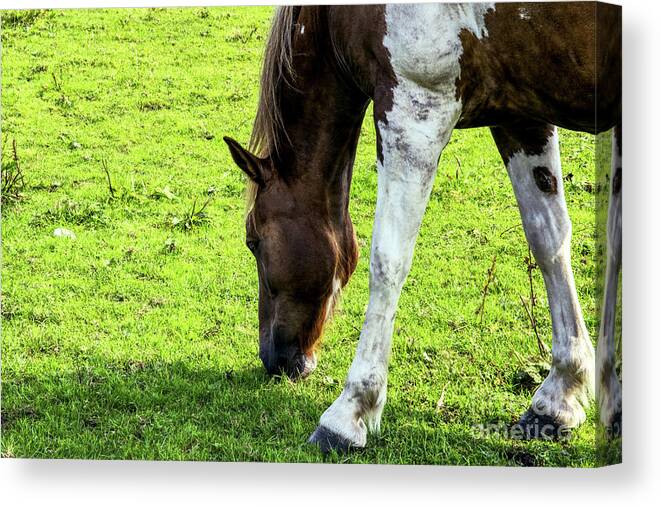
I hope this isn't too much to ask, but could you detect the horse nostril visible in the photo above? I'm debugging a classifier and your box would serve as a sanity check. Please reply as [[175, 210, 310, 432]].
[[260, 348, 293, 376], [283, 352, 317, 380], [275, 352, 290, 370], [260, 335, 316, 379]]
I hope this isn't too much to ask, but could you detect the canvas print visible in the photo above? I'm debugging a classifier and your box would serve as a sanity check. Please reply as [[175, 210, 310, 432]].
[[1, 2, 622, 466]]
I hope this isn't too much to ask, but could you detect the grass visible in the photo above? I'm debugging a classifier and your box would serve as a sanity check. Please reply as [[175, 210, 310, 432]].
[[1, 7, 604, 465]]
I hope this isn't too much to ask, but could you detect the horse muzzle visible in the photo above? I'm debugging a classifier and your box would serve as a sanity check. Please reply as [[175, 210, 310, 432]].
[[260, 345, 317, 379]]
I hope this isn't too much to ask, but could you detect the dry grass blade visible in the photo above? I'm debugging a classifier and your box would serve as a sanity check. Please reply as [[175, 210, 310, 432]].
[[101, 159, 115, 199], [436, 382, 449, 412], [475, 255, 497, 326], [521, 248, 550, 357]]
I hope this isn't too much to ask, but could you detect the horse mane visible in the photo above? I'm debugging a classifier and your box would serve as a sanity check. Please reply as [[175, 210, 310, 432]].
[[245, 6, 301, 211], [249, 6, 301, 159], [245, 6, 346, 211]]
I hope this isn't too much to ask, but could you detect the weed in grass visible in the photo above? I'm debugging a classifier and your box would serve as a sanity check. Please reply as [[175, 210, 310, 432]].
[[1, 137, 26, 205], [475, 255, 497, 326], [170, 197, 213, 232], [138, 100, 169, 112], [31, 198, 107, 228], [31, 180, 62, 192], [225, 26, 259, 44], [512, 357, 551, 394], [162, 237, 177, 254], [150, 186, 178, 201]]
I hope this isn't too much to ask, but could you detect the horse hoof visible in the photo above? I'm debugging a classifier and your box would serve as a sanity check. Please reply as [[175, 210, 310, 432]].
[[308, 425, 357, 454], [512, 409, 572, 441]]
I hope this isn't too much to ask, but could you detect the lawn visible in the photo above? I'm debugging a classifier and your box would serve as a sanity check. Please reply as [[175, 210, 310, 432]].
[[1, 7, 601, 465]]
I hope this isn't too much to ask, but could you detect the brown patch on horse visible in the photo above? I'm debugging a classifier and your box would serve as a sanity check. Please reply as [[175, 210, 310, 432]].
[[456, 2, 621, 133], [532, 166, 558, 194], [490, 123, 555, 164], [325, 5, 394, 164]]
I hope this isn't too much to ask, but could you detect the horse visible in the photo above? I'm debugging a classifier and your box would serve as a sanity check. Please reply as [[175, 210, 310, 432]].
[[223, 2, 622, 453]]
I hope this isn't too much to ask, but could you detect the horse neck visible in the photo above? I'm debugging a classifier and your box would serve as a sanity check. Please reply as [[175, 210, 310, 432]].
[[276, 34, 368, 229]]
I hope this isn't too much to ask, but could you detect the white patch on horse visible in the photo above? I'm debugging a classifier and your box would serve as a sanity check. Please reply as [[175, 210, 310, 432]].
[[300, 24, 305, 35], [312, 3, 495, 448], [506, 129, 594, 428], [383, 3, 493, 94]]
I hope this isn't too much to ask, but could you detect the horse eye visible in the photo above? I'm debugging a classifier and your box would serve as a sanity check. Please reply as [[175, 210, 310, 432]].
[[246, 240, 259, 253]]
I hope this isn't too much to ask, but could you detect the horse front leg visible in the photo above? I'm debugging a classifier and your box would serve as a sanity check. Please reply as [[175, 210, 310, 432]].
[[597, 124, 622, 437], [308, 79, 459, 453], [491, 124, 595, 439]]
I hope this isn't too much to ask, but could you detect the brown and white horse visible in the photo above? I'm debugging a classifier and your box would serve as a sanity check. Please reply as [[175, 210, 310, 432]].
[[224, 2, 622, 453]]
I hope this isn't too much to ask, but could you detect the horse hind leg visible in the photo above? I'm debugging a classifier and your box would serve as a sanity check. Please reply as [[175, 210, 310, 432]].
[[491, 124, 595, 439], [596, 124, 622, 437]]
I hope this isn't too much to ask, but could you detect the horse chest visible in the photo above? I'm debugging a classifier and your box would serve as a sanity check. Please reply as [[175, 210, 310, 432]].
[[382, 3, 494, 95]]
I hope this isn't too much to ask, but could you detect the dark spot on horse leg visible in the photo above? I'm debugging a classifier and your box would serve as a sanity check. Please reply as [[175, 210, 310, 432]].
[[599, 365, 612, 392], [532, 166, 558, 194], [612, 167, 622, 194]]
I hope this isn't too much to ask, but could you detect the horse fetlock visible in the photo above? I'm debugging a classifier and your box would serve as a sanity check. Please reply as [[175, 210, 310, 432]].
[[314, 395, 368, 451], [364, 389, 387, 435], [312, 377, 387, 451], [598, 368, 622, 430], [529, 370, 589, 428], [552, 343, 595, 391]]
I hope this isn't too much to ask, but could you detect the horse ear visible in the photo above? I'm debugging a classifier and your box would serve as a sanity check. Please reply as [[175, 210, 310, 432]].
[[223, 136, 267, 185]]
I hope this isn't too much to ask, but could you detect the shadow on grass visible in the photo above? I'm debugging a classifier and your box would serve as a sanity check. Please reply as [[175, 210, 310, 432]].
[[2, 359, 323, 462], [1, 358, 596, 466], [369, 402, 597, 467]]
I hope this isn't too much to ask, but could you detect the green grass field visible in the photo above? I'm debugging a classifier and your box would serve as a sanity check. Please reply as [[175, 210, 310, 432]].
[[1, 7, 601, 465]]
